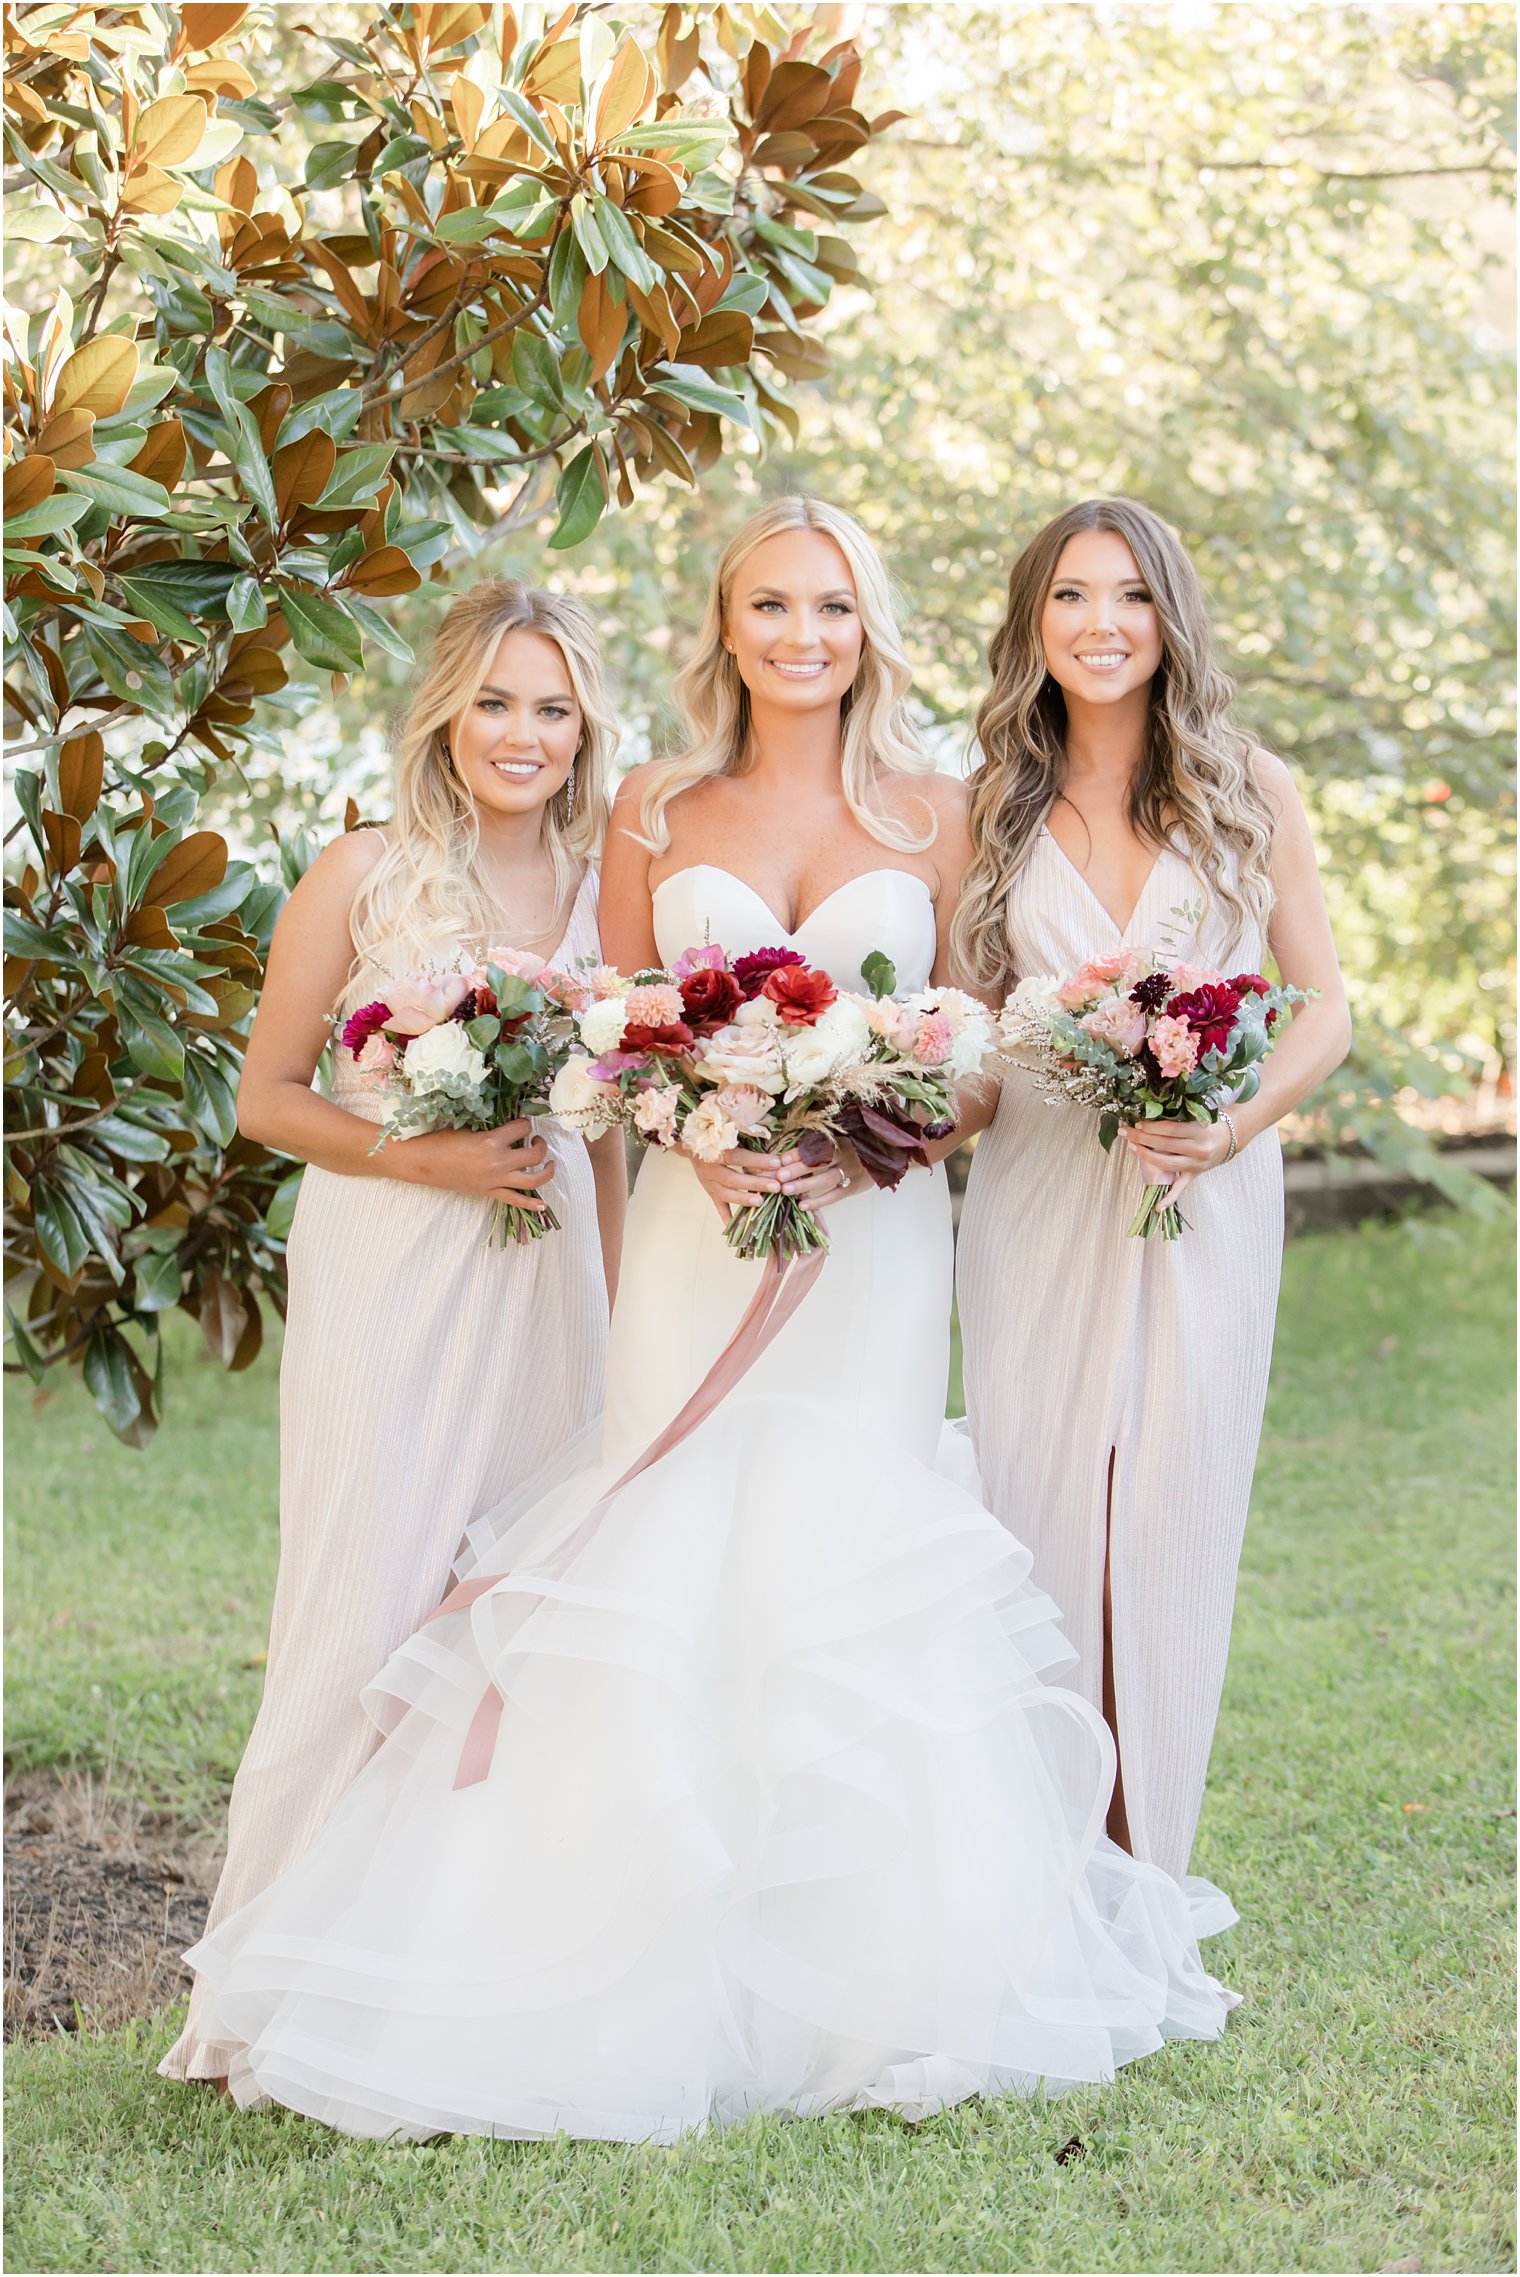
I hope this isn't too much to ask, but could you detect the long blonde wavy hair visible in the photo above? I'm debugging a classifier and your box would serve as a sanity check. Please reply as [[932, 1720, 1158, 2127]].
[[951, 498, 1276, 990], [635, 495, 937, 854], [348, 578, 618, 986]]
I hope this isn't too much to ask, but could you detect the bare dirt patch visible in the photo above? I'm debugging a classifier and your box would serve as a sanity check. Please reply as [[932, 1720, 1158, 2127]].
[[4, 1769, 223, 2038]]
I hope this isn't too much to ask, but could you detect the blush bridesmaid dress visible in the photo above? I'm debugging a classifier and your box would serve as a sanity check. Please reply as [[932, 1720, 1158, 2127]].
[[160, 866, 608, 2082], [956, 830, 1283, 1919]]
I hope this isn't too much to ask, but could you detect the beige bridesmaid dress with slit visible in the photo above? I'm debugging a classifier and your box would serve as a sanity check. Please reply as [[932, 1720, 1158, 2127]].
[[161, 866, 608, 2080], [956, 830, 1283, 1911]]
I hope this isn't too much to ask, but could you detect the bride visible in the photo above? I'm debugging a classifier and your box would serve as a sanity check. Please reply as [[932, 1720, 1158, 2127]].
[[181, 498, 1238, 2143]]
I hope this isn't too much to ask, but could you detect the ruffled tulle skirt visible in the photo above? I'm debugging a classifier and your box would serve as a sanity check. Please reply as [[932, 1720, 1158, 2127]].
[[184, 1395, 1238, 2143]]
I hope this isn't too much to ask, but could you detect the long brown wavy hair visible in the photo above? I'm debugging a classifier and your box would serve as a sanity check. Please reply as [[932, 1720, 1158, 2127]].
[[950, 498, 1276, 989]]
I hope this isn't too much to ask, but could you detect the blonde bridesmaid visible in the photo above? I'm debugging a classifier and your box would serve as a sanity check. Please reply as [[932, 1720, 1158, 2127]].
[[951, 500, 1351, 1916], [161, 581, 625, 2084]]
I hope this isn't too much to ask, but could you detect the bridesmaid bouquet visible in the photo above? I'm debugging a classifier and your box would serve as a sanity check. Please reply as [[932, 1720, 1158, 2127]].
[[999, 947, 1314, 1239], [339, 949, 592, 1246], [549, 943, 993, 1262]]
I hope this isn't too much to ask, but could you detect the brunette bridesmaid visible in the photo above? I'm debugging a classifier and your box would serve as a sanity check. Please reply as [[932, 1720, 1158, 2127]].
[[161, 581, 625, 2084], [951, 499, 1351, 1917]]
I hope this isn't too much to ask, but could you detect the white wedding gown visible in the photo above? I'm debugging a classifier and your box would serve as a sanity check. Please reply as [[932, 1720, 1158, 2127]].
[[182, 865, 1238, 2143]]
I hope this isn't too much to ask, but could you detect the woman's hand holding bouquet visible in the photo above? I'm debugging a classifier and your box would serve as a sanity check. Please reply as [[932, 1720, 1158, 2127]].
[[1000, 944, 1314, 1238], [337, 949, 593, 1246]]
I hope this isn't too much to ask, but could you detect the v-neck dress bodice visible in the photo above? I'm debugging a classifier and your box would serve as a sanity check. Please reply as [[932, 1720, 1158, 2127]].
[[957, 832, 1284, 1895]]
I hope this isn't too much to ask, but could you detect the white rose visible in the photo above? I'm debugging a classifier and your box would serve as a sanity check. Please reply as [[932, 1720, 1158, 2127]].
[[683, 1093, 739, 1163], [402, 1022, 488, 1092], [548, 1053, 618, 1136], [695, 1021, 786, 1095], [734, 994, 780, 1029], [577, 995, 629, 1054], [780, 996, 874, 1091]]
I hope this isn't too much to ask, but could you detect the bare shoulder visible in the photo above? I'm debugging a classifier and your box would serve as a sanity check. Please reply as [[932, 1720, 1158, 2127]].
[[609, 766, 644, 822], [294, 823, 388, 907], [915, 767, 970, 822]]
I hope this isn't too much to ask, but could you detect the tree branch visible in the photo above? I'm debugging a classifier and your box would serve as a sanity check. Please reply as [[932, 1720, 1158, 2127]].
[[357, 207, 570, 408]]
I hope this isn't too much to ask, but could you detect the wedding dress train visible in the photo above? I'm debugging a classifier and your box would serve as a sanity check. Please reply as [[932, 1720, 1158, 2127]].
[[180, 865, 1238, 2142]]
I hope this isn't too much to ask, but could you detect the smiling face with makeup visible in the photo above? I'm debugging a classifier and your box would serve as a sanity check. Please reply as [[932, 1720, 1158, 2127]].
[[721, 527, 865, 717], [448, 627, 582, 821], [1039, 529, 1164, 712]]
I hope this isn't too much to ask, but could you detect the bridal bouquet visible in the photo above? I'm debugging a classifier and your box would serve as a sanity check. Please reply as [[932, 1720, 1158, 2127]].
[[549, 942, 993, 1261], [339, 949, 591, 1246], [999, 947, 1313, 1240]]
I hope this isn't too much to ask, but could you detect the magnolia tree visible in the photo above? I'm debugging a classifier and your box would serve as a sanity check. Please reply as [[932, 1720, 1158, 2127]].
[[2, 0, 897, 1440]]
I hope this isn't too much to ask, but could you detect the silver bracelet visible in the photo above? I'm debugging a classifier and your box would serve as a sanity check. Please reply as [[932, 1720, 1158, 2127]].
[[1220, 1109, 1239, 1162]]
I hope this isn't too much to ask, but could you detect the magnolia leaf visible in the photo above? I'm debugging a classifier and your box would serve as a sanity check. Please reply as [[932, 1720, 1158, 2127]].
[[276, 584, 365, 673], [5, 457, 57, 518], [57, 731, 105, 824], [272, 429, 337, 519], [548, 442, 609, 550], [142, 831, 228, 909], [3, 494, 92, 540], [648, 362, 750, 423], [339, 544, 421, 596], [496, 86, 561, 159], [132, 93, 210, 168], [58, 463, 173, 518], [594, 36, 654, 144], [79, 620, 177, 719], [53, 336, 140, 420], [577, 269, 627, 381], [225, 572, 267, 631], [265, 1166, 305, 1241], [121, 162, 186, 215]]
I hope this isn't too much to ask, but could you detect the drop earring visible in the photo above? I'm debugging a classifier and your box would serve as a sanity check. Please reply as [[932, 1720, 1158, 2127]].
[[565, 757, 577, 814]]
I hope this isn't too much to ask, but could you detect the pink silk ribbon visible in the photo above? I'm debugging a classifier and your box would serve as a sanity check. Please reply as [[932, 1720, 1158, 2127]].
[[425, 1241, 828, 1790]]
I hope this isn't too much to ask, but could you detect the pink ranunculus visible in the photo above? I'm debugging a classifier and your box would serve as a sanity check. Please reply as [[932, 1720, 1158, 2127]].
[[711, 1083, 773, 1134], [354, 1032, 398, 1076], [624, 981, 686, 1029], [910, 1010, 955, 1066], [864, 996, 912, 1046], [1080, 995, 1148, 1058], [672, 943, 730, 981], [1150, 1013, 1200, 1078], [483, 945, 548, 983], [382, 972, 472, 1035]]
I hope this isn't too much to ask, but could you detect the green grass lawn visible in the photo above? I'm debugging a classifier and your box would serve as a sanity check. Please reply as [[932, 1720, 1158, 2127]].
[[4, 1213, 1514, 2275]]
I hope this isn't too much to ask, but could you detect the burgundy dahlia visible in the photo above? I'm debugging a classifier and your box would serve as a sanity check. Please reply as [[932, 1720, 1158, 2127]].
[[340, 999, 392, 1055], [1167, 981, 1243, 1058], [732, 946, 802, 999]]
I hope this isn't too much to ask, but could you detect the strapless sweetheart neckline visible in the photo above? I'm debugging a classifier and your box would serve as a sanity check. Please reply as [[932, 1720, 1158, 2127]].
[[653, 863, 934, 948]]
